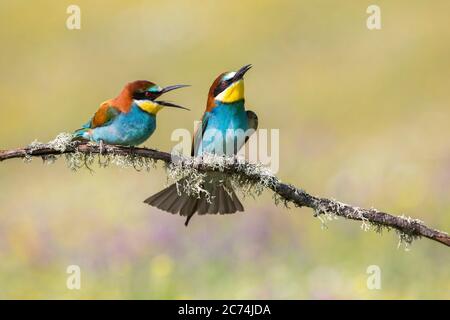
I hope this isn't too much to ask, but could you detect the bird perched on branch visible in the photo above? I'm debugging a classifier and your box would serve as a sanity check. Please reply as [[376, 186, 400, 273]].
[[145, 64, 258, 225], [74, 81, 189, 146]]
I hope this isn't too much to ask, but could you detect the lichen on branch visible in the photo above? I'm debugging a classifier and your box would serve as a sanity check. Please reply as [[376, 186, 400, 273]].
[[0, 133, 448, 248]]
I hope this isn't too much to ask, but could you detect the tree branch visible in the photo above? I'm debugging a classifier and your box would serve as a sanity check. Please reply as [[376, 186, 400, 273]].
[[1, 139, 449, 247]]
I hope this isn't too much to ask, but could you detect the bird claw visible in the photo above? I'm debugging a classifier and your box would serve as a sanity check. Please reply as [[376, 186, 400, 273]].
[[99, 140, 105, 155]]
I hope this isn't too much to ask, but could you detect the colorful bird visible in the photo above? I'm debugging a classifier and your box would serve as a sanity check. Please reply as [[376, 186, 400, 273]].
[[74, 80, 189, 146], [145, 64, 258, 225]]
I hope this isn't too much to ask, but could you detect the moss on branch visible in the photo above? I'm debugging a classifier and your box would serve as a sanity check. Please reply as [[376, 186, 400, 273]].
[[1, 133, 448, 248]]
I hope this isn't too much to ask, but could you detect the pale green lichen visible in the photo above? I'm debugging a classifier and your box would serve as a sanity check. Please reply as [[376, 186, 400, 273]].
[[368, 214, 422, 250], [165, 153, 279, 204], [273, 192, 291, 208], [398, 214, 424, 226], [24, 139, 46, 163], [65, 151, 95, 171], [313, 201, 339, 230], [28, 139, 45, 151], [25, 133, 76, 164], [22, 133, 425, 248], [47, 132, 75, 152], [313, 200, 377, 233], [232, 157, 278, 199], [64, 151, 157, 172], [166, 157, 211, 201], [312, 198, 341, 230], [395, 215, 423, 250], [25, 132, 158, 172], [312, 197, 422, 248]]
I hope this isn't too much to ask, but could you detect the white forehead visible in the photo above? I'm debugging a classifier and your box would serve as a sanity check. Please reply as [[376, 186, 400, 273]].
[[222, 72, 236, 81]]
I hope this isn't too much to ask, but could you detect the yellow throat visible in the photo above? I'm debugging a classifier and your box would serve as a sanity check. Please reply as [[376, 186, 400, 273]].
[[135, 100, 163, 115], [215, 80, 245, 103]]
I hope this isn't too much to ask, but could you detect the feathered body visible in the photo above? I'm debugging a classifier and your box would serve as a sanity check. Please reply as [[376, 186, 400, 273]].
[[74, 80, 188, 146], [145, 65, 258, 225], [77, 103, 157, 145], [196, 100, 248, 155]]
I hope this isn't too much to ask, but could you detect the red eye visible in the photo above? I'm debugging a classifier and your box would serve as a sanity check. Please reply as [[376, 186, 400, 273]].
[[145, 91, 152, 97]]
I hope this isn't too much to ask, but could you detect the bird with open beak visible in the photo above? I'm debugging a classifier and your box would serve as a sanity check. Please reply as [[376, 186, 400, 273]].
[[74, 80, 189, 146]]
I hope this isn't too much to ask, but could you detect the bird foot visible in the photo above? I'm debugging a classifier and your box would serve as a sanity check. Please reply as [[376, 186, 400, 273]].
[[99, 140, 105, 155]]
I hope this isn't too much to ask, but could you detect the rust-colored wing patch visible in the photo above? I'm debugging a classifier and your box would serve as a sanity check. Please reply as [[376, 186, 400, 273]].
[[91, 100, 121, 128]]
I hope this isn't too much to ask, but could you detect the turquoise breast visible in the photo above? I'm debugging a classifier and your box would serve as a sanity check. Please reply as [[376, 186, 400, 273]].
[[200, 101, 248, 155], [91, 104, 156, 146]]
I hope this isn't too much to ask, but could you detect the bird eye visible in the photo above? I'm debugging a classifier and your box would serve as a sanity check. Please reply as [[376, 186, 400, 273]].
[[145, 91, 152, 98]]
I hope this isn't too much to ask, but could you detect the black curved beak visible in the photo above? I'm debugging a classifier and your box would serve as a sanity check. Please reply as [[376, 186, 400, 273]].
[[156, 100, 190, 111], [233, 64, 252, 82], [161, 84, 190, 94]]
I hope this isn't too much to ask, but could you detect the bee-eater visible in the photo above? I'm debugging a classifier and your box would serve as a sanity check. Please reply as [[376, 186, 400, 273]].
[[74, 80, 189, 146], [145, 64, 258, 225]]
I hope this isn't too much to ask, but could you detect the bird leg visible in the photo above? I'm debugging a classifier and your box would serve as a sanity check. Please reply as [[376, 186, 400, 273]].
[[97, 140, 110, 167], [99, 140, 105, 155]]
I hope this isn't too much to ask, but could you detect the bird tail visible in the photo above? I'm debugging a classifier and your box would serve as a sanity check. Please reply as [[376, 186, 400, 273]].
[[72, 128, 90, 141], [144, 178, 244, 226]]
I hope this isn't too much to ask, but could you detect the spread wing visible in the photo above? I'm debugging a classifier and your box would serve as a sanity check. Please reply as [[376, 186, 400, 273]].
[[82, 100, 121, 129], [191, 112, 211, 156]]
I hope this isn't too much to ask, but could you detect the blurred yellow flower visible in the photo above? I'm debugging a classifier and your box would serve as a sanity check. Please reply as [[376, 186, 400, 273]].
[[150, 254, 174, 279]]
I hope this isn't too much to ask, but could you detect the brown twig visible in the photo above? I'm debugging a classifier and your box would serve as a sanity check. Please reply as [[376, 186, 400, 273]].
[[1, 140, 448, 247]]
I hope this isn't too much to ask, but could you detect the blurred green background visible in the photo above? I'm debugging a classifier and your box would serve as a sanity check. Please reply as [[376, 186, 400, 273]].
[[0, 0, 449, 299]]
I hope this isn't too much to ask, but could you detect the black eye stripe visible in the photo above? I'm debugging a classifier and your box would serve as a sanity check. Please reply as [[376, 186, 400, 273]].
[[214, 80, 232, 96], [132, 91, 147, 100], [133, 90, 158, 100]]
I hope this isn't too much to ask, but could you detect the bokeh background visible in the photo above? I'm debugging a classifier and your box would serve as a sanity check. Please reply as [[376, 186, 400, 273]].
[[0, 0, 449, 299]]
